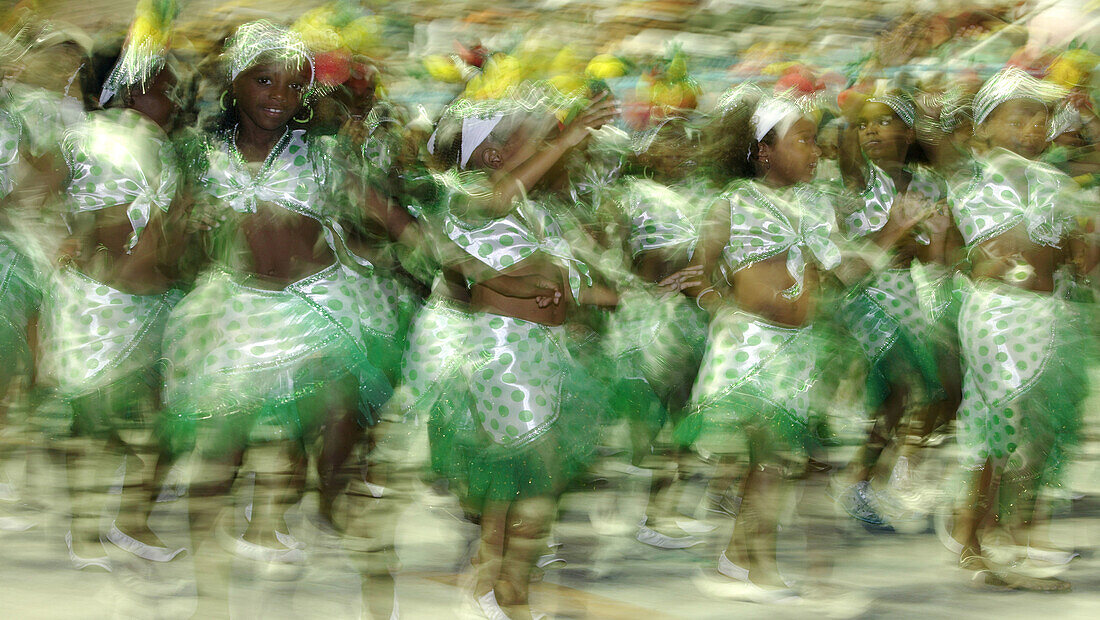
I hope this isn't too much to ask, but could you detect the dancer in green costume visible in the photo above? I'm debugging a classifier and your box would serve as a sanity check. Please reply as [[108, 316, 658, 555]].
[[947, 68, 1092, 592], [677, 89, 925, 602], [424, 92, 619, 620], [157, 21, 391, 612], [835, 89, 960, 526]]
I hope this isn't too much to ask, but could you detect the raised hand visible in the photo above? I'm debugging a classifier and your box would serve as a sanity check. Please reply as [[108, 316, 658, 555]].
[[560, 92, 620, 148]]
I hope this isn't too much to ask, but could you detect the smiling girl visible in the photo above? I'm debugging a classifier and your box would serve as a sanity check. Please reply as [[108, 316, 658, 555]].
[[159, 21, 394, 609]]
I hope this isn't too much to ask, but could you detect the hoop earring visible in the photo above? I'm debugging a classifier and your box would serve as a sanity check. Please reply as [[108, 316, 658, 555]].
[[293, 105, 314, 123], [219, 91, 235, 111]]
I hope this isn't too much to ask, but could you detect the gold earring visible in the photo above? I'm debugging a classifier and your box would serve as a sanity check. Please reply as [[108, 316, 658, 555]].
[[219, 91, 235, 111], [293, 106, 314, 123]]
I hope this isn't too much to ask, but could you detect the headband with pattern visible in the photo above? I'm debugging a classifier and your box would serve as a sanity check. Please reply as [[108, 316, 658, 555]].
[[971, 67, 1066, 127], [867, 93, 916, 127], [224, 20, 315, 89]]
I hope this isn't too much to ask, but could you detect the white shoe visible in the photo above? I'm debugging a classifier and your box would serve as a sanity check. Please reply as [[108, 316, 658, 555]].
[[275, 529, 305, 550], [216, 523, 306, 564], [66, 531, 111, 572], [476, 590, 510, 620], [717, 552, 750, 582], [636, 524, 702, 549], [676, 517, 716, 534], [106, 523, 187, 562], [1026, 546, 1080, 565], [230, 536, 306, 563], [693, 568, 800, 604], [535, 552, 566, 569]]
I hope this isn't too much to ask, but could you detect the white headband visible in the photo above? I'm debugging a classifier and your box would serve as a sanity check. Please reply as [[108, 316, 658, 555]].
[[460, 113, 503, 169], [224, 21, 315, 90], [752, 97, 805, 142], [971, 67, 1065, 127]]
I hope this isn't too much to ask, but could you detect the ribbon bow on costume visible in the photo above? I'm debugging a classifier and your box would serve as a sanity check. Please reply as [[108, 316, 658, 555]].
[[65, 116, 179, 253], [205, 131, 374, 273], [122, 157, 178, 252], [954, 149, 1076, 248], [724, 183, 841, 299], [436, 171, 593, 299]]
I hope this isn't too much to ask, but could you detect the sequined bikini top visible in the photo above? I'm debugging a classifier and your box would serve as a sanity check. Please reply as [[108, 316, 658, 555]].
[[844, 161, 946, 244], [432, 169, 593, 298], [200, 127, 372, 272], [0, 108, 19, 199], [719, 180, 841, 300], [202, 128, 329, 219], [622, 177, 704, 257], [62, 109, 179, 252], [951, 148, 1079, 248]]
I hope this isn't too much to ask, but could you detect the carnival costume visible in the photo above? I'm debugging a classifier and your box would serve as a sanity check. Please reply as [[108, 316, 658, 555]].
[[951, 147, 1087, 485], [602, 177, 709, 436], [161, 126, 392, 449], [838, 160, 949, 407], [681, 180, 841, 456], [37, 110, 180, 420], [429, 170, 600, 507]]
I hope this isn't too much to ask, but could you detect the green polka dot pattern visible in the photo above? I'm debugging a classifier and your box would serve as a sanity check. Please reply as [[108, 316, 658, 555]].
[[950, 149, 1078, 248], [439, 187, 592, 299], [39, 268, 178, 397], [202, 129, 327, 220], [162, 264, 378, 417], [622, 177, 706, 256], [689, 309, 817, 452], [719, 181, 841, 300], [843, 161, 946, 244], [956, 282, 1056, 468], [62, 110, 179, 252], [395, 299, 480, 416], [467, 312, 567, 447]]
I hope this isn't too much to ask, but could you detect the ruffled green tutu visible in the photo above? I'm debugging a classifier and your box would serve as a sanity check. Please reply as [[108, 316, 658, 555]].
[[392, 296, 479, 480], [162, 264, 392, 454], [956, 278, 1089, 489], [351, 269, 423, 422], [836, 267, 943, 409], [435, 313, 600, 511], [34, 268, 180, 438], [603, 288, 708, 443], [676, 308, 824, 458]]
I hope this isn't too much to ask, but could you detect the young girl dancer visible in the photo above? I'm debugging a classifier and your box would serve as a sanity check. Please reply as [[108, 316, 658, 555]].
[[424, 91, 618, 619], [836, 89, 958, 526], [38, 30, 187, 568], [948, 68, 1092, 591], [159, 20, 391, 610], [679, 88, 924, 601]]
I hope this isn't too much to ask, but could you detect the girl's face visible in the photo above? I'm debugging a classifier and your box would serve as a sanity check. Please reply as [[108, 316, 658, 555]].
[[233, 61, 309, 133], [857, 101, 913, 165], [981, 98, 1049, 160], [128, 69, 179, 131], [762, 117, 820, 186]]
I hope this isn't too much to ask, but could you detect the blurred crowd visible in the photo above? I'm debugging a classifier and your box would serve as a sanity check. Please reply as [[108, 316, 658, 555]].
[[0, 0, 1098, 618]]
